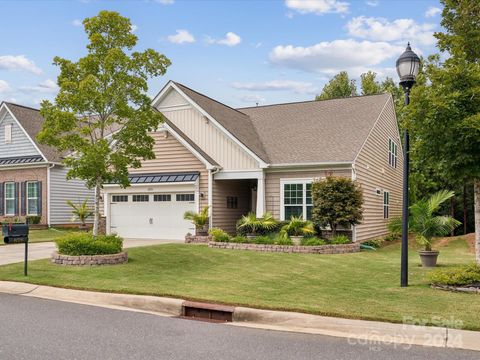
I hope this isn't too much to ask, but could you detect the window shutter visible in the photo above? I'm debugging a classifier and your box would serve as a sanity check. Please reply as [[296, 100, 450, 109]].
[[37, 182, 42, 216], [14, 182, 19, 216], [21, 182, 26, 216], [0, 182, 4, 216]]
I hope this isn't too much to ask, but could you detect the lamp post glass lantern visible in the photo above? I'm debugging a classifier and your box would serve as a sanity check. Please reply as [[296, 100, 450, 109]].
[[396, 43, 420, 287]]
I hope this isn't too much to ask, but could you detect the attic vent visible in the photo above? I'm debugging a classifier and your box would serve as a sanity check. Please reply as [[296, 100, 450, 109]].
[[376, 188, 382, 196]]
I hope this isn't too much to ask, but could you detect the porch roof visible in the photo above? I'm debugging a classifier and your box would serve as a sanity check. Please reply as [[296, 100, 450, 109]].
[[127, 171, 199, 184]]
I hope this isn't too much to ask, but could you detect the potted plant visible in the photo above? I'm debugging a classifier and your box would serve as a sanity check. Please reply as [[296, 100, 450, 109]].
[[237, 212, 277, 239], [281, 215, 315, 245], [67, 199, 93, 231], [184, 206, 210, 236], [409, 190, 460, 267]]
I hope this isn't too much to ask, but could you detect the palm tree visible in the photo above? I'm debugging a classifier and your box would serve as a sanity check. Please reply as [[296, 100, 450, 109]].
[[67, 199, 93, 228], [237, 212, 278, 236], [410, 190, 461, 251], [184, 206, 209, 235]]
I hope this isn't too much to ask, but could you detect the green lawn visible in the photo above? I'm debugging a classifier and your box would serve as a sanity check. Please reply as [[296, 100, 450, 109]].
[[1, 228, 80, 245], [0, 237, 478, 330]]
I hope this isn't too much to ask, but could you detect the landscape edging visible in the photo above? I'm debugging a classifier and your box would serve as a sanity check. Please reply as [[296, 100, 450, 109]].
[[51, 251, 128, 266], [208, 241, 360, 254]]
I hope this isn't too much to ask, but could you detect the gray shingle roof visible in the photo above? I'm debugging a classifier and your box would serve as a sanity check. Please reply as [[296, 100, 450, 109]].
[[5, 103, 62, 162], [239, 94, 391, 165], [173, 82, 269, 162]]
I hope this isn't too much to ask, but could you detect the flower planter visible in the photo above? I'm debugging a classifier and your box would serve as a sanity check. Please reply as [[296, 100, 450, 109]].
[[51, 251, 128, 266], [290, 236, 303, 246], [419, 250, 439, 267]]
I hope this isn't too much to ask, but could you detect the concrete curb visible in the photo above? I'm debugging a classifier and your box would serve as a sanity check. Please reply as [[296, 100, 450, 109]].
[[0, 281, 478, 352]]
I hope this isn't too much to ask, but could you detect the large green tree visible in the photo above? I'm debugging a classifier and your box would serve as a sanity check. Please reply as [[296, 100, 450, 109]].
[[316, 71, 357, 100], [37, 11, 171, 236], [405, 0, 480, 263]]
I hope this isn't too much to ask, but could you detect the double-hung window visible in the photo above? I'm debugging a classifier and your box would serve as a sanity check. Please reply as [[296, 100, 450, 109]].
[[388, 139, 398, 168], [383, 190, 390, 219], [282, 180, 313, 221], [27, 181, 39, 215], [5, 183, 15, 216]]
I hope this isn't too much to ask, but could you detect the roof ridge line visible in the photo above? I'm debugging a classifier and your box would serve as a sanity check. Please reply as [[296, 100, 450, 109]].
[[5, 102, 40, 112]]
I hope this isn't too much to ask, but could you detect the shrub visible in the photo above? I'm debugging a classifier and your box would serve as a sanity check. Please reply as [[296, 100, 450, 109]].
[[251, 235, 276, 245], [208, 228, 230, 242], [274, 233, 293, 245], [55, 233, 123, 256], [184, 206, 209, 229], [428, 264, 480, 286], [387, 217, 402, 240], [26, 216, 41, 225], [230, 236, 248, 243], [311, 176, 363, 237], [67, 199, 93, 225], [301, 237, 327, 246], [330, 235, 351, 244], [362, 238, 384, 248], [281, 216, 315, 237], [236, 212, 278, 235], [384, 233, 399, 242]]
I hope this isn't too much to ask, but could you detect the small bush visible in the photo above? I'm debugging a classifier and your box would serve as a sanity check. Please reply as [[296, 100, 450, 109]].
[[301, 237, 327, 246], [230, 236, 248, 243], [362, 238, 384, 248], [274, 232, 293, 245], [208, 228, 230, 242], [26, 216, 41, 225], [384, 233, 399, 242], [428, 264, 480, 286], [251, 235, 276, 245], [330, 235, 351, 244], [55, 233, 123, 256]]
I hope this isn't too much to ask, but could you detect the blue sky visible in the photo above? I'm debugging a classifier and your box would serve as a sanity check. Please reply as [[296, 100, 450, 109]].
[[0, 0, 443, 108]]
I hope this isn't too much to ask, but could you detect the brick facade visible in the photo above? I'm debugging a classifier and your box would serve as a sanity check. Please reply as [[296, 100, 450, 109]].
[[0, 166, 48, 224]]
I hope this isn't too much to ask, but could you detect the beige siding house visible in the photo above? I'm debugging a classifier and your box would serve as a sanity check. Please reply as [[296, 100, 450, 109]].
[[103, 81, 403, 241]]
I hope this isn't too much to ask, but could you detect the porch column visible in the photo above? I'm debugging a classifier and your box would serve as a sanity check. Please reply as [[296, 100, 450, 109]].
[[256, 171, 265, 216]]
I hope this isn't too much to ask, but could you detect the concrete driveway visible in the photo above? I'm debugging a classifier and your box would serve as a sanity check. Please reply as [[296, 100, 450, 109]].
[[0, 238, 180, 266]]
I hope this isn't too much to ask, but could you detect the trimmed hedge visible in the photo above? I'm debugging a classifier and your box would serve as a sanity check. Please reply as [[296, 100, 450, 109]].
[[428, 264, 480, 286], [55, 233, 123, 256]]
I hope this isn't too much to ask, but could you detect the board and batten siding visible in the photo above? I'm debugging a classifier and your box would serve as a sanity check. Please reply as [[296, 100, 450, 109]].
[[158, 89, 259, 170], [49, 166, 95, 224], [0, 111, 40, 158], [212, 179, 252, 234], [354, 96, 403, 242], [128, 130, 209, 210], [265, 168, 353, 220]]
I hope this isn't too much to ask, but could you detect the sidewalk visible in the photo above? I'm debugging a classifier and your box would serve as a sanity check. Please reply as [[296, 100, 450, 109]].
[[0, 239, 180, 265], [0, 281, 478, 352]]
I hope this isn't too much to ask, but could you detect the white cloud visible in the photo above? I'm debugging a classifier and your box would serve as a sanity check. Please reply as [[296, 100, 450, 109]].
[[167, 29, 195, 44], [131, 24, 138, 33], [0, 80, 11, 93], [269, 39, 403, 75], [20, 79, 59, 94], [232, 80, 318, 94], [425, 6, 441, 18], [155, 0, 174, 4], [346, 16, 436, 46], [207, 32, 241, 47], [365, 0, 379, 6], [239, 94, 266, 105], [0, 55, 42, 75], [72, 19, 82, 27], [285, 0, 349, 15]]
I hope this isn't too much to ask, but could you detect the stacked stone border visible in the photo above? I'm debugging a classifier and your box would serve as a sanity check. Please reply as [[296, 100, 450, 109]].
[[51, 251, 128, 266], [432, 284, 480, 294], [185, 235, 212, 244], [208, 242, 360, 254]]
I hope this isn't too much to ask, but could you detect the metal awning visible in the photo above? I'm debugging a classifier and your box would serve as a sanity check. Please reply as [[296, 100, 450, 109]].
[[0, 156, 44, 166], [127, 172, 199, 184]]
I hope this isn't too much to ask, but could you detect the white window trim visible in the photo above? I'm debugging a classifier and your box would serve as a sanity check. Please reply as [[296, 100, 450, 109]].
[[280, 178, 314, 221], [26, 181, 39, 216], [383, 190, 390, 219], [4, 124, 12, 144], [388, 138, 398, 168], [4, 182, 15, 216]]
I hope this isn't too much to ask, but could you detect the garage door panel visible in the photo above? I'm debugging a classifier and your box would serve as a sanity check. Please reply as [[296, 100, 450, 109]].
[[110, 191, 196, 240]]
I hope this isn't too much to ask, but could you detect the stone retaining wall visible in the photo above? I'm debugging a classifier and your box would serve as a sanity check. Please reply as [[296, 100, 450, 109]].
[[185, 235, 212, 244], [208, 242, 360, 254], [51, 251, 128, 266]]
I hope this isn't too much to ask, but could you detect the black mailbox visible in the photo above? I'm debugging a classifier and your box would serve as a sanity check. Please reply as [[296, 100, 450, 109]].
[[2, 223, 29, 244]]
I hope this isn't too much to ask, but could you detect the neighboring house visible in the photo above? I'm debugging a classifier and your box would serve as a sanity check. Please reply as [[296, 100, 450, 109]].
[[103, 81, 403, 241], [0, 102, 94, 226]]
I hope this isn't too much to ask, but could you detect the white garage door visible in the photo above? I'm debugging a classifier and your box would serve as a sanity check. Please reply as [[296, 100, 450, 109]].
[[110, 192, 196, 240]]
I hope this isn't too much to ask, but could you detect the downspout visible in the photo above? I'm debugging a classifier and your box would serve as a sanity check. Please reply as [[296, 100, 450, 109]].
[[46, 163, 55, 228]]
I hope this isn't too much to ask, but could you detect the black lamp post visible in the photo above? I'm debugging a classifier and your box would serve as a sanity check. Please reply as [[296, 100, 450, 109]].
[[396, 43, 421, 287]]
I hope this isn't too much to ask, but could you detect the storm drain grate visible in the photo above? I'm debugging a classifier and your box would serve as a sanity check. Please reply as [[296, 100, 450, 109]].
[[182, 301, 234, 322]]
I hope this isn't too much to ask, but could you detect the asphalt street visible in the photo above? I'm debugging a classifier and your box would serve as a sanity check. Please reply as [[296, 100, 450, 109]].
[[0, 293, 477, 360]]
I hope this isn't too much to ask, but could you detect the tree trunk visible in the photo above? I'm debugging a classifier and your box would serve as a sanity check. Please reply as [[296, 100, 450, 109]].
[[463, 183, 467, 235], [331, 223, 337, 238], [92, 178, 102, 238], [474, 180, 480, 265]]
